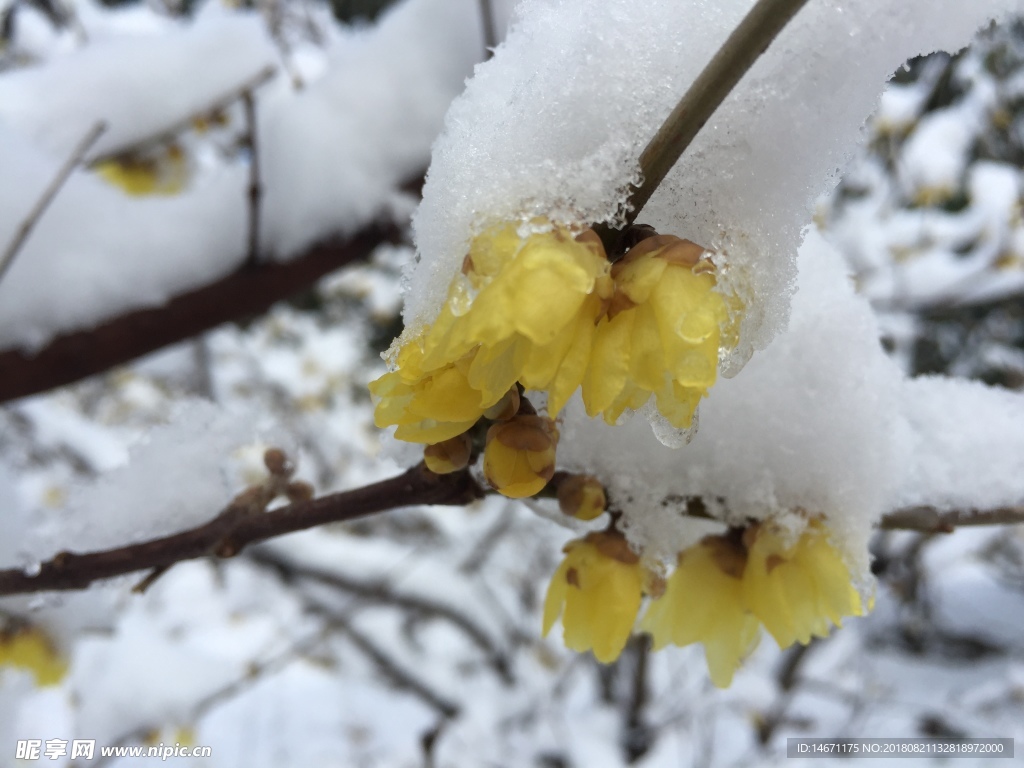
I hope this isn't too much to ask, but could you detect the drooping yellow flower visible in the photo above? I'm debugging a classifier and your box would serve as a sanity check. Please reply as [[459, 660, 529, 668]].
[[641, 534, 760, 688], [641, 520, 867, 687], [543, 531, 646, 664], [582, 235, 732, 429], [0, 627, 67, 686], [742, 521, 866, 649], [369, 223, 612, 448], [483, 415, 558, 498]]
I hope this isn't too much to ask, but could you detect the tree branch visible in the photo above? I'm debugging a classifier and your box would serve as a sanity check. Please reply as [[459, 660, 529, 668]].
[[0, 464, 483, 597], [0, 222, 401, 404], [0, 121, 107, 286], [628, 0, 811, 224], [877, 505, 1024, 533], [597, 0, 813, 249]]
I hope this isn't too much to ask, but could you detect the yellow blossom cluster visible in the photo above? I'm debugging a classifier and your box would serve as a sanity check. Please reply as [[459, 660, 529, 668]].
[[369, 222, 735, 497], [543, 520, 867, 687]]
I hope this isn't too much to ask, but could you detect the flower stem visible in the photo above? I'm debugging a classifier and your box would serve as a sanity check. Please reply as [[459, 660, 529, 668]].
[[601, 0, 813, 249]]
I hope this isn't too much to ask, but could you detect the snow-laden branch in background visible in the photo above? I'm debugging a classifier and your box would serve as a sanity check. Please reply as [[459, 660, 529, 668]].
[[0, 0, 501, 352]]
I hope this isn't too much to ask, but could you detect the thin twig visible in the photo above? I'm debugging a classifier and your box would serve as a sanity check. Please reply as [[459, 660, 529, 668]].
[[89, 65, 277, 164], [0, 464, 483, 596], [0, 121, 106, 286], [249, 546, 514, 684], [242, 89, 263, 268], [598, 0, 813, 248], [478, 0, 497, 58], [329, 614, 461, 719], [877, 505, 1024, 533]]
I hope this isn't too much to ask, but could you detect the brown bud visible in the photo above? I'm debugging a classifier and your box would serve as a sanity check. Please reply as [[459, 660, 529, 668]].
[[263, 448, 292, 477], [574, 228, 609, 261], [285, 481, 315, 503], [556, 474, 607, 521], [483, 388, 521, 421], [423, 433, 473, 474]]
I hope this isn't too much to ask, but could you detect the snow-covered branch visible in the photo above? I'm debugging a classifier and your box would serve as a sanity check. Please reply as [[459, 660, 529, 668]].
[[0, 221, 401, 404], [0, 463, 482, 597]]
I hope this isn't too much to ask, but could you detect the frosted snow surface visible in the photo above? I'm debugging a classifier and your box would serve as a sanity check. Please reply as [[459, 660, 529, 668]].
[[410, 0, 1024, 368], [0, 0, 494, 351], [558, 230, 904, 572]]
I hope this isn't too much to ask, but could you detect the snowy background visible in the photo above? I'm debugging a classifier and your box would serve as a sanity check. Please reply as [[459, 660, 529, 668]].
[[2, 0, 1024, 766]]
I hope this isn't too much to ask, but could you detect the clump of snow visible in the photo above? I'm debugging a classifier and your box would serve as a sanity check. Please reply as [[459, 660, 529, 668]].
[[894, 374, 1024, 512], [409, 0, 1020, 373], [17, 399, 280, 562], [0, 12, 276, 159], [558, 230, 904, 575]]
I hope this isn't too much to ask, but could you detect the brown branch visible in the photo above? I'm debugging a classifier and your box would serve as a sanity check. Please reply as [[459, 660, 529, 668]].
[[0, 121, 107, 286], [0, 464, 483, 597], [877, 505, 1024, 533], [597, 0, 813, 249], [0, 222, 401, 404], [478, 0, 497, 58], [242, 89, 263, 268]]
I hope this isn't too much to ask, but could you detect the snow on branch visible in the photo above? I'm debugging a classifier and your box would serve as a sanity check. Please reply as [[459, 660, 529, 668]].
[[0, 462, 482, 597]]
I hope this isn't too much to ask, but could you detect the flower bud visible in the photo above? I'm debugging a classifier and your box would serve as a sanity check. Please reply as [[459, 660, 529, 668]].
[[483, 415, 558, 498], [263, 448, 292, 477], [423, 433, 473, 474], [556, 474, 607, 521], [285, 481, 315, 503], [483, 387, 521, 421]]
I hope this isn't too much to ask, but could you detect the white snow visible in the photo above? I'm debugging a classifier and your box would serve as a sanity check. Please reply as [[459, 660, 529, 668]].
[[0, 0, 498, 352], [409, 0, 1024, 372]]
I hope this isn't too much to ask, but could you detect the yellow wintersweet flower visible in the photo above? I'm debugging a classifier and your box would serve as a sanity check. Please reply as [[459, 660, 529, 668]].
[[483, 415, 558, 498], [93, 144, 189, 197], [641, 520, 867, 687], [742, 521, 866, 649], [641, 534, 760, 688], [543, 531, 646, 664], [582, 235, 732, 428], [0, 627, 67, 686], [369, 223, 613, 447]]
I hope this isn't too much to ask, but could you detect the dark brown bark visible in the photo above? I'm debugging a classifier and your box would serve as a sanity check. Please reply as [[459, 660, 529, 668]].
[[0, 224, 400, 404]]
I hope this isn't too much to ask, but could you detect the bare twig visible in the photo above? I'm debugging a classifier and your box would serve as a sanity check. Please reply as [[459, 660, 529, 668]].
[[458, 509, 515, 574], [0, 121, 106, 286], [242, 90, 263, 268], [329, 614, 461, 719], [89, 65, 277, 164], [478, 0, 497, 58], [0, 464, 483, 597], [622, 634, 653, 764], [249, 546, 514, 684], [878, 505, 1024, 533], [597, 0, 813, 248]]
